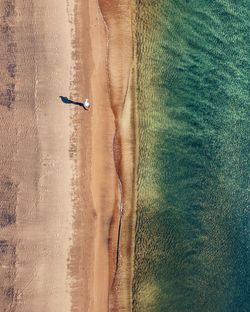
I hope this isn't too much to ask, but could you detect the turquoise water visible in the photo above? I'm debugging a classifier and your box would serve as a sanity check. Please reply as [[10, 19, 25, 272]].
[[133, 1, 250, 311]]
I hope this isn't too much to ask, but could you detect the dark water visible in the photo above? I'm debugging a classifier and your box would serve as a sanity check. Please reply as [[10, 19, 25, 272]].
[[133, 1, 250, 311]]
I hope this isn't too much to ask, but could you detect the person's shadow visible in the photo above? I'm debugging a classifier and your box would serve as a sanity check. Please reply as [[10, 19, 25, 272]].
[[59, 96, 88, 110]]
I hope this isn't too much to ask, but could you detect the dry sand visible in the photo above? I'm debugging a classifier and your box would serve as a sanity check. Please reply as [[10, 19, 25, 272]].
[[1, 0, 74, 311]]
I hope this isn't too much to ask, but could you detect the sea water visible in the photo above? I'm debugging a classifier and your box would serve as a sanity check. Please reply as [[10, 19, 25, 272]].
[[133, 1, 250, 311]]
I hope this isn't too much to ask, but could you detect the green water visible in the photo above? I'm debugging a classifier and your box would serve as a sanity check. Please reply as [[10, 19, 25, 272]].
[[133, 1, 250, 311]]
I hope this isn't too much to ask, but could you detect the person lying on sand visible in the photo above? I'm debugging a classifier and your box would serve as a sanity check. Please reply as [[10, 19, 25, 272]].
[[83, 99, 90, 110], [59, 96, 91, 110]]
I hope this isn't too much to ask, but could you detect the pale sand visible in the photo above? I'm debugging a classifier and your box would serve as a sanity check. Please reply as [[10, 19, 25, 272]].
[[69, 1, 136, 312], [0, 0, 74, 311]]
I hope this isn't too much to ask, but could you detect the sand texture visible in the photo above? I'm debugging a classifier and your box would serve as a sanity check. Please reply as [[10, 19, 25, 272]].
[[0, 0, 136, 311], [0, 0, 74, 311], [69, 0, 136, 311]]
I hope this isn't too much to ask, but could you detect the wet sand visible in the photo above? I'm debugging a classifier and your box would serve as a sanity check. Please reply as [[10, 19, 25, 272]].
[[97, 2, 137, 311], [69, 0, 136, 311], [0, 0, 136, 311]]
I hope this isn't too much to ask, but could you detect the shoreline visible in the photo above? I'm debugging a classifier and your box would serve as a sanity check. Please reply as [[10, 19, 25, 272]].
[[69, 0, 137, 311]]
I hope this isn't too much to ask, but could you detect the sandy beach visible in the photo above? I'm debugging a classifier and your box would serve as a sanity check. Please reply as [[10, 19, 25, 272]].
[[70, 0, 136, 311], [1, 0, 74, 311], [0, 0, 136, 311], [2, 1, 247, 312]]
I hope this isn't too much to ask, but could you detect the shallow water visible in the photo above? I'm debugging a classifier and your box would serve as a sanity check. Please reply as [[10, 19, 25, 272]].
[[133, 1, 250, 311]]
